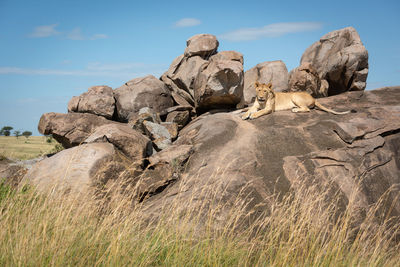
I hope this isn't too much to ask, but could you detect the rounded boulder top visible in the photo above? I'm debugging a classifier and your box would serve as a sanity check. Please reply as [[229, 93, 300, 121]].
[[184, 34, 219, 59]]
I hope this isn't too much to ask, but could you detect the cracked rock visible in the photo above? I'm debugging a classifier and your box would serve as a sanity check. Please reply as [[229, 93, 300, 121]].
[[143, 120, 172, 151], [84, 123, 152, 162]]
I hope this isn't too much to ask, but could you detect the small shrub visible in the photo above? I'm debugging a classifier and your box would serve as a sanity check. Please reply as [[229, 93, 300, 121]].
[[50, 143, 64, 154]]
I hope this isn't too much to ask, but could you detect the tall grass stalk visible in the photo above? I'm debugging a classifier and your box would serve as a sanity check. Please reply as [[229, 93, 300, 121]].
[[0, 177, 399, 266]]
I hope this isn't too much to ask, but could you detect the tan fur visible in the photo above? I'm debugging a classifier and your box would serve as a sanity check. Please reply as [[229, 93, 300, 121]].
[[241, 82, 350, 120]]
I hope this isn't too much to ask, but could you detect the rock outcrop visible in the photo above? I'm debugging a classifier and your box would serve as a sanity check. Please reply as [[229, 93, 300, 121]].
[[141, 87, 400, 227], [114, 75, 174, 122], [184, 34, 219, 58], [194, 52, 244, 112], [23, 143, 125, 195], [38, 112, 117, 148], [26, 28, 397, 234], [67, 85, 115, 119], [243, 60, 289, 104], [84, 124, 152, 162], [300, 27, 368, 95], [161, 34, 244, 113], [161, 55, 207, 101], [288, 62, 326, 97], [143, 121, 172, 151]]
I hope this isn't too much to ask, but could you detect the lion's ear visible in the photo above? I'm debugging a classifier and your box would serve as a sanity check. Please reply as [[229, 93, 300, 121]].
[[254, 81, 260, 88], [266, 82, 272, 88]]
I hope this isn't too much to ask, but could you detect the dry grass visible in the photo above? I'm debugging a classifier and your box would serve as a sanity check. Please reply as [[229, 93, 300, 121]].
[[0, 136, 61, 160], [0, 176, 399, 267]]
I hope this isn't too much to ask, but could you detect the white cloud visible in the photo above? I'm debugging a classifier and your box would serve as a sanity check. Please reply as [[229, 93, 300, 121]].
[[0, 62, 166, 78], [66, 27, 85, 40], [174, 18, 201, 28], [28, 24, 107, 40], [29, 24, 60, 38], [90, 33, 108, 40], [67, 28, 108, 40], [219, 22, 323, 42]]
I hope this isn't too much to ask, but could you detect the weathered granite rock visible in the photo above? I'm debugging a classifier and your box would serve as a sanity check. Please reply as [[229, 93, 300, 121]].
[[67, 86, 115, 119], [134, 162, 178, 202], [143, 121, 172, 151], [300, 27, 369, 95], [141, 87, 400, 230], [114, 75, 174, 121], [209, 51, 243, 64], [171, 91, 193, 107], [128, 107, 161, 134], [23, 143, 125, 195], [166, 110, 190, 130], [161, 55, 208, 99], [38, 112, 117, 148], [194, 55, 244, 112], [243, 60, 289, 104], [184, 34, 219, 59], [135, 145, 194, 202], [288, 62, 325, 97], [148, 144, 193, 166], [160, 122, 179, 140], [84, 123, 152, 162]]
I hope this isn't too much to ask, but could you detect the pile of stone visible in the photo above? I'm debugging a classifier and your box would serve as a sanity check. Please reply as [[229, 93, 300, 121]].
[[17, 27, 395, 233]]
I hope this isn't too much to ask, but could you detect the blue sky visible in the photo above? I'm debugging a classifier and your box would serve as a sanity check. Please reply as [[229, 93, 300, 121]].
[[1, 0, 399, 135]]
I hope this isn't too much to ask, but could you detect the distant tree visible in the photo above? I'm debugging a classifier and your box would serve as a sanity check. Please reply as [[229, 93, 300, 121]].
[[1, 126, 13, 136], [13, 130, 21, 138], [22, 131, 32, 139]]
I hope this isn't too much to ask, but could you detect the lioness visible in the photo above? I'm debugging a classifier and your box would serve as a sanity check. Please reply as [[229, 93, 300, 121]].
[[242, 82, 350, 120]]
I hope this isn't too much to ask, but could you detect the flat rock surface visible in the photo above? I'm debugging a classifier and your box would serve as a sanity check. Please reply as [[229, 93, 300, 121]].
[[141, 87, 400, 226]]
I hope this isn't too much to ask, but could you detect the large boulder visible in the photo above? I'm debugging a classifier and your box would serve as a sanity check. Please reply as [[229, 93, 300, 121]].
[[288, 62, 326, 97], [84, 123, 152, 162], [300, 27, 369, 95], [243, 60, 288, 104], [161, 55, 208, 100], [209, 50, 243, 64], [184, 34, 219, 59], [38, 112, 117, 148], [67, 86, 115, 119], [141, 87, 400, 229], [23, 143, 128, 195], [193, 54, 244, 112], [114, 75, 174, 122], [160, 34, 223, 106]]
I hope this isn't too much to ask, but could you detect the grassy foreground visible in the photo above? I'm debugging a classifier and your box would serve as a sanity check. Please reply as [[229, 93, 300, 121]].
[[0, 136, 61, 160], [0, 179, 399, 267]]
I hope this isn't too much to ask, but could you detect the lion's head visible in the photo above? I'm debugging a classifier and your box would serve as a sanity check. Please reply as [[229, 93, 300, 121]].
[[255, 82, 274, 103]]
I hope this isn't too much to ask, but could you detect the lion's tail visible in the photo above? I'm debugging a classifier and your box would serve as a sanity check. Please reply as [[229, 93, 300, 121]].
[[314, 101, 350, 115]]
